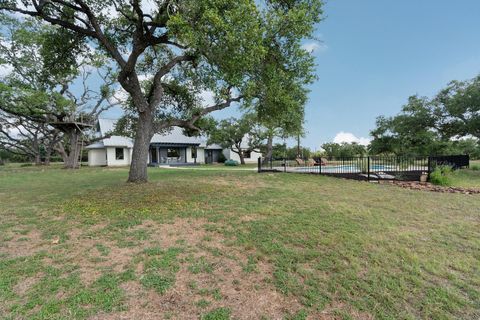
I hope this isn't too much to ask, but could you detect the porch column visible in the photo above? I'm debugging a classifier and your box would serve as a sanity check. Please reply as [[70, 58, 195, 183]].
[[156, 147, 159, 163]]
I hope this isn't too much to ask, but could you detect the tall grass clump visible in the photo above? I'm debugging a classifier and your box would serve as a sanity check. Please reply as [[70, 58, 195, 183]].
[[470, 163, 480, 171], [429, 166, 453, 186]]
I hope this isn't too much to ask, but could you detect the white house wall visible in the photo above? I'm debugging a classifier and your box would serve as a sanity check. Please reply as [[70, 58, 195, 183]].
[[106, 147, 131, 166], [248, 150, 262, 163], [186, 146, 205, 164], [197, 148, 205, 164], [90, 146, 260, 166], [223, 149, 261, 164], [88, 149, 107, 166]]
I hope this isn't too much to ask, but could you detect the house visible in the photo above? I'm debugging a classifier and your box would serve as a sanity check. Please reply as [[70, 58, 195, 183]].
[[86, 119, 261, 166]]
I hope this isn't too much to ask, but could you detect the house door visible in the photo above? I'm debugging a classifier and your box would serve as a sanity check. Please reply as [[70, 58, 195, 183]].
[[205, 150, 213, 164]]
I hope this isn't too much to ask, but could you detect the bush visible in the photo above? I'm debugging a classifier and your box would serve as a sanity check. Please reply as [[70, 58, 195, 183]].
[[224, 159, 239, 166], [217, 152, 226, 163], [20, 163, 33, 167], [429, 166, 452, 186], [470, 164, 480, 171]]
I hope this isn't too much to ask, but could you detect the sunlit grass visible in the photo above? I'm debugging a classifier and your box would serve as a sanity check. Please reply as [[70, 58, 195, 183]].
[[0, 165, 479, 319]]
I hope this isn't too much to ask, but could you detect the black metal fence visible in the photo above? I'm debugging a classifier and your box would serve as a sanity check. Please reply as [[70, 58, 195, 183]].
[[258, 154, 469, 182], [429, 155, 470, 169]]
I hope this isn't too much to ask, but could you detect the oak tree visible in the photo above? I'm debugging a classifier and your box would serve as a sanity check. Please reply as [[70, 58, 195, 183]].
[[0, 0, 322, 181]]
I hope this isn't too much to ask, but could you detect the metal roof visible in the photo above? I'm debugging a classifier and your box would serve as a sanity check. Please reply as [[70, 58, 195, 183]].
[[85, 135, 134, 149], [204, 144, 223, 150], [98, 118, 117, 136], [103, 136, 134, 147], [85, 141, 104, 149], [151, 126, 203, 145]]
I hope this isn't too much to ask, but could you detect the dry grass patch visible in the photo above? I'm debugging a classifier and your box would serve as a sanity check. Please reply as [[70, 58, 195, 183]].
[[0, 229, 45, 258], [95, 218, 305, 319]]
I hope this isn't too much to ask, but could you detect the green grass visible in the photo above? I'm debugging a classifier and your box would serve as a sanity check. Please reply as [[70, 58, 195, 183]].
[[449, 167, 480, 188], [201, 307, 231, 320], [0, 164, 479, 319]]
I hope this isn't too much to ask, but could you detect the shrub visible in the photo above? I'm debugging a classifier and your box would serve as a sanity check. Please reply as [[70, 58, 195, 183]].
[[224, 159, 239, 166], [217, 152, 226, 163], [20, 163, 33, 167], [429, 166, 452, 186], [470, 164, 480, 171]]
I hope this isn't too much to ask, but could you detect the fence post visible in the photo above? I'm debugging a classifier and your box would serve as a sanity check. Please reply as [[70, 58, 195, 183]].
[[367, 156, 370, 181], [284, 158, 286, 173], [258, 157, 261, 173], [427, 156, 431, 181], [319, 158, 322, 175]]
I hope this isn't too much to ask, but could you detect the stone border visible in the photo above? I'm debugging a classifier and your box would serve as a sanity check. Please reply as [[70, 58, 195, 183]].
[[379, 181, 480, 195]]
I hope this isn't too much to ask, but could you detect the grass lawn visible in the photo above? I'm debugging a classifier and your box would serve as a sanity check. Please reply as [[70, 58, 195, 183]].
[[0, 165, 479, 319], [450, 167, 480, 189]]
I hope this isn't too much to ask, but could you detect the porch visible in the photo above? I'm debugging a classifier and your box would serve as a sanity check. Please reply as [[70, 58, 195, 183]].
[[148, 143, 197, 165]]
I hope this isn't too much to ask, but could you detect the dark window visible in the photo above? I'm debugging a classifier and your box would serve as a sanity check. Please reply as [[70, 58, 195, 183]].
[[150, 148, 158, 163], [191, 146, 197, 158], [115, 148, 124, 160], [167, 148, 179, 157], [243, 150, 251, 158]]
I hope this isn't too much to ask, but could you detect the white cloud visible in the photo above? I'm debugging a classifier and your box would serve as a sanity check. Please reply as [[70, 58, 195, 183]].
[[333, 131, 371, 146], [8, 126, 21, 138], [109, 87, 129, 106], [141, 0, 157, 14], [302, 41, 327, 54], [199, 90, 216, 107], [0, 64, 13, 77]]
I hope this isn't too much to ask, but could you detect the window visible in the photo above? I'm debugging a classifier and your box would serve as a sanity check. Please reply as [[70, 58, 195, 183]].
[[167, 148, 179, 157], [191, 146, 197, 158], [150, 148, 158, 163], [243, 150, 251, 158], [115, 148, 124, 160]]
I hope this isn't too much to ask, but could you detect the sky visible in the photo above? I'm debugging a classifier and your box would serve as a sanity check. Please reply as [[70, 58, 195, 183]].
[[96, 0, 480, 150], [297, 0, 480, 150]]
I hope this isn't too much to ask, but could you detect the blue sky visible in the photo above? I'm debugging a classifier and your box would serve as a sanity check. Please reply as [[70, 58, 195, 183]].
[[102, 1, 480, 150], [298, 0, 480, 150]]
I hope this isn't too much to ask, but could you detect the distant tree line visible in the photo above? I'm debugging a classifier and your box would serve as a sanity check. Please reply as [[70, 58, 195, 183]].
[[369, 75, 480, 158]]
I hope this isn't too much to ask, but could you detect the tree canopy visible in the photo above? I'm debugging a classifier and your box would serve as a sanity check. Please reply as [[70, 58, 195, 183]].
[[321, 142, 367, 158], [207, 113, 265, 165], [370, 75, 480, 157], [434, 75, 480, 140], [0, 15, 119, 167]]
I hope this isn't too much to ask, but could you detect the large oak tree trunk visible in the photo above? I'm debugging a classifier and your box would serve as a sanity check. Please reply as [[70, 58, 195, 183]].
[[34, 153, 42, 166], [64, 130, 81, 169], [44, 139, 58, 166], [32, 138, 42, 165], [128, 109, 154, 183]]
